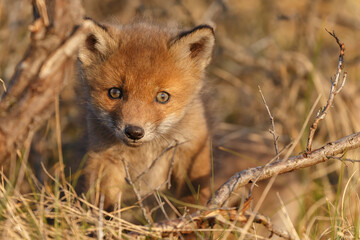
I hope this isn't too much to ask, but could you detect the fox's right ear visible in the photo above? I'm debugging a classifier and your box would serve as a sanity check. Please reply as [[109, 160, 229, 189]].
[[78, 19, 117, 66]]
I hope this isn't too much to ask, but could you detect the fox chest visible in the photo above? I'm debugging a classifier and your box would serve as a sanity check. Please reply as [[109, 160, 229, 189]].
[[98, 145, 175, 203]]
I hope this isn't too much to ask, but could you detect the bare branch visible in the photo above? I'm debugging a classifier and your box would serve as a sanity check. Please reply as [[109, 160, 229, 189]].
[[247, 142, 292, 199], [258, 85, 279, 160], [166, 142, 178, 189], [306, 31, 346, 152], [208, 131, 360, 207]]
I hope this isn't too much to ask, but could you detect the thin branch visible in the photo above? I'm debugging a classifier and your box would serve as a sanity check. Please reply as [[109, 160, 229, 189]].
[[133, 141, 182, 183], [166, 142, 178, 189], [122, 159, 152, 225], [247, 142, 292, 198], [258, 85, 279, 160], [98, 194, 104, 240], [327, 155, 360, 163], [245, 94, 320, 203], [153, 191, 170, 221], [306, 30, 346, 152], [276, 193, 300, 240]]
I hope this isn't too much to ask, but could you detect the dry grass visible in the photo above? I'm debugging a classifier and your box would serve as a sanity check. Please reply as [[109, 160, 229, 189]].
[[1, 0, 360, 239]]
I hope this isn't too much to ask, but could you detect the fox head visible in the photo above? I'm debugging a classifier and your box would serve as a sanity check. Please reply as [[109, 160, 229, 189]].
[[78, 20, 215, 147]]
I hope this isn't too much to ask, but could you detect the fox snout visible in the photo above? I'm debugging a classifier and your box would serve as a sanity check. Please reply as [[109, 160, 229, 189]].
[[124, 125, 145, 140]]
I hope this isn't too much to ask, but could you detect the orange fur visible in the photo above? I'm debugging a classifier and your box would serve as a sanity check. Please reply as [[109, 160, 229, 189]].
[[78, 19, 215, 218]]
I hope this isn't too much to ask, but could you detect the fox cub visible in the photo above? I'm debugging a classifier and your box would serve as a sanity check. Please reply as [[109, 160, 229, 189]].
[[78, 19, 215, 215]]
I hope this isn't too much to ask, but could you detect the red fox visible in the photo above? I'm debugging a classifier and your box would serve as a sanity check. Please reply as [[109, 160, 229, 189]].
[[77, 19, 215, 217]]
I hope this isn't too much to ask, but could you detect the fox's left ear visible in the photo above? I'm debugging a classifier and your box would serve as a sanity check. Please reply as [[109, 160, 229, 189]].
[[169, 25, 215, 70]]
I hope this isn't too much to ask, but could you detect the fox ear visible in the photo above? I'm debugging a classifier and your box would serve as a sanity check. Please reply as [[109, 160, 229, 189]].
[[169, 25, 215, 70], [79, 19, 117, 66]]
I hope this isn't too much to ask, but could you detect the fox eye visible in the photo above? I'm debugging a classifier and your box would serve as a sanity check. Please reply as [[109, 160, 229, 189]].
[[156, 91, 170, 104], [108, 87, 122, 99]]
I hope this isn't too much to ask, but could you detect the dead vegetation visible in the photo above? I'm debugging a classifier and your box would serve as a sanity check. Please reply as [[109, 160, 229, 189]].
[[1, 0, 360, 239]]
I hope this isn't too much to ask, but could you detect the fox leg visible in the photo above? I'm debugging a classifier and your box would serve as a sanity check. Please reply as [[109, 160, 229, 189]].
[[174, 137, 211, 207], [187, 139, 211, 205]]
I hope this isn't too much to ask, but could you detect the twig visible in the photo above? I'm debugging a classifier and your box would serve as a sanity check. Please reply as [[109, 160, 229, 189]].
[[122, 159, 152, 225], [258, 85, 279, 160], [133, 141, 181, 183], [144, 143, 179, 221], [306, 30, 347, 152], [243, 93, 319, 201], [153, 191, 170, 221], [116, 142, 179, 220], [166, 142, 178, 189], [55, 96, 66, 186], [98, 194, 104, 240], [276, 193, 300, 240], [247, 142, 292, 198], [237, 95, 321, 240], [117, 193, 122, 238], [327, 155, 360, 163], [250, 85, 282, 197]]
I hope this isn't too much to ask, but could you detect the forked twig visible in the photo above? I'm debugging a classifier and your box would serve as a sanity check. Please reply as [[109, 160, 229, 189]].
[[258, 86, 279, 160], [122, 159, 152, 225], [134, 141, 182, 183], [306, 30, 347, 152], [246, 86, 282, 199]]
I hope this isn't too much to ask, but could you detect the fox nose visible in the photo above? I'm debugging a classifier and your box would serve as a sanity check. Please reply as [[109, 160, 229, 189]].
[[124, 125, 145, 140]]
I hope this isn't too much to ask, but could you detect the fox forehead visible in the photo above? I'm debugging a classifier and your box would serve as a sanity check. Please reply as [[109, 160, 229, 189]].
[[96, 51, 185, 101], [81, 21, 214, 103], [107, 32, 179, 83], [90, 26, 192, 95]]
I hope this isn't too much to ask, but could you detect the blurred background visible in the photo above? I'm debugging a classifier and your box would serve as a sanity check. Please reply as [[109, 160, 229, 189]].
[[1, 0, 360, 238]]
